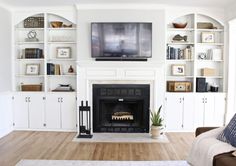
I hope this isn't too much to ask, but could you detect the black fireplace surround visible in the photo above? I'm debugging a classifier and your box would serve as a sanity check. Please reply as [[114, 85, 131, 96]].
[[93, 84, 150, 133]]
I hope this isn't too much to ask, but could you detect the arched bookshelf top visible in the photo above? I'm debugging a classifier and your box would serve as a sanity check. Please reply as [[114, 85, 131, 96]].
[[15, 13, 76, 28], [197, 14, 224, 29], [167, 13, 224, 29], [15, 13, 44, 28]]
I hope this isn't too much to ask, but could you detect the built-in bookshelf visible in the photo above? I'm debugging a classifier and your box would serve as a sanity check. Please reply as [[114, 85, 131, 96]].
[[166, 14, 225, 93], [14, 13, 77, 92]]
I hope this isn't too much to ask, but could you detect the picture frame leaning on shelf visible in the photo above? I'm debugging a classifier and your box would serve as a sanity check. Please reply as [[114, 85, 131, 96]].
[[25, 63, 40, 75], [201, 32, 215, 43], [171, 64, 186, 76], [56, 47, 71, 58]]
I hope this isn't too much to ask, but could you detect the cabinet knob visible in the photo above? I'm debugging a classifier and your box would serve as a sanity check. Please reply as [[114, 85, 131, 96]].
[[25, 97, 28, 102], [61, 97, 63, 103], [28, 97, 31, 102]]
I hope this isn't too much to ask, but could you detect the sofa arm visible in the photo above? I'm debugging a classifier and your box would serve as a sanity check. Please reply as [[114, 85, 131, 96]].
[[195, 127, 218, 137]]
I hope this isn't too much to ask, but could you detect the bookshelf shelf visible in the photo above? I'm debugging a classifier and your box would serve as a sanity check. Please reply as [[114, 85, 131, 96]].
[[15, 58, 45, 62], [197, 29, 224, 32], [168, 28, 194, 31], [167, 42, 194, 45], [47, 28, 76, 30]]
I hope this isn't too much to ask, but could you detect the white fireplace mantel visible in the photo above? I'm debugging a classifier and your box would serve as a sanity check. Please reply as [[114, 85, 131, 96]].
[[76, 61, 165, 132]]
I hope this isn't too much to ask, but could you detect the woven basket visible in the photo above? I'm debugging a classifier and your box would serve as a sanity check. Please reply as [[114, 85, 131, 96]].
[[24, 17, 44, 28], [21, 84, 42, 91]]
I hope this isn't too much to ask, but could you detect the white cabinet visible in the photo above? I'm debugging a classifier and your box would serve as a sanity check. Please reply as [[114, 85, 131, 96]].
[[13, 94, 29, 129], [13, 93, 45, 129], [45, 93, 76, 131], [195, 93, 225, 127], [165, 93, 194, 131]]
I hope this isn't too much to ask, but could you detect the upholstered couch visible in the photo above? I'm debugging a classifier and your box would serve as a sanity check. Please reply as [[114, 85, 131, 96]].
[[196, 127, 236, 166]]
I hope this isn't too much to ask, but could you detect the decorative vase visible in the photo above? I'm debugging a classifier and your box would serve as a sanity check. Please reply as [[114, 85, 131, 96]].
[[68, 65, 74, 73], [151, 125, 162, 139]]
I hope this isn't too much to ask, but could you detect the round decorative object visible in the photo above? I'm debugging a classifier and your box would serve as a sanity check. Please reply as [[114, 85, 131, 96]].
[[198, 53, 207, 60], [27, 30, 37, 39], [172, 22, 187, 28], [50, 21, 63, 28]]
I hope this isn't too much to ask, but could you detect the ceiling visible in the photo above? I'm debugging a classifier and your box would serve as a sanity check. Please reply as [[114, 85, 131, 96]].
[[0, 0, 234, 8]]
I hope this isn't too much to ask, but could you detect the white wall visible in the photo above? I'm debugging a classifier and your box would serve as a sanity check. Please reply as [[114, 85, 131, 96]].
[[226, 2, 236, 21], [0, 93, 13, 138], [0, 6, 12, 138], [77, 9, 166, 62], [0, 6, 11, 92]]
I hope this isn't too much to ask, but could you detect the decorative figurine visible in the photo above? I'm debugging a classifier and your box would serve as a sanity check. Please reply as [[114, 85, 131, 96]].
[[68, 65, 74, 73], [172, 34, 188, 42], [25, 30, 39, 42]]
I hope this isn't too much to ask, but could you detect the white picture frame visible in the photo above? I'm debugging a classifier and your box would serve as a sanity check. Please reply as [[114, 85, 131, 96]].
[[25, 64, 40, 75], [201, 32, 215, 43], [56, 47, 71, 58], [172, 64, 185, 76]]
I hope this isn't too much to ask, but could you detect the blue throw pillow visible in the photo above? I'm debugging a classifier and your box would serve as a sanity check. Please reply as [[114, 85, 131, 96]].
[[218, 114, 236, 147]]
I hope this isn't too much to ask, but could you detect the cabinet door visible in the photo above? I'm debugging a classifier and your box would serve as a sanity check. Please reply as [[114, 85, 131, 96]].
[[213, 93, 225, 126], [13, 94, 29, 129], [28, 94, 45, 129], [45, 94, 61, 129], [194, 94, 205, 128], [165, 94, 183, 131], [60, 94, 76, 130], [204, 94, 215, 126], [183, 94, 195, 130]]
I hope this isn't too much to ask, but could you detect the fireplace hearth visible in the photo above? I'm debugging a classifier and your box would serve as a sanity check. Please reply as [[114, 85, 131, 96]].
[[93, 84, 150, 133]]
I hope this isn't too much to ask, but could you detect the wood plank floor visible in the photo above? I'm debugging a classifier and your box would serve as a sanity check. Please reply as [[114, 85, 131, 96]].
[[0, 131, 195, 166]]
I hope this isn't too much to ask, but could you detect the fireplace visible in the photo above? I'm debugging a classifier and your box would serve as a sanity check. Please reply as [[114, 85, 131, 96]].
[[93, 84, 150, 133]]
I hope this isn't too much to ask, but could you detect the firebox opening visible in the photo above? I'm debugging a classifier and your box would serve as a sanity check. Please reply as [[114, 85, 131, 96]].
[[93, 84, 150, 133]]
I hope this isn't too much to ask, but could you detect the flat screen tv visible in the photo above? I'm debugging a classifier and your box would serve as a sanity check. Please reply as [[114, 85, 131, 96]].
[[91, 22, 152, 60]]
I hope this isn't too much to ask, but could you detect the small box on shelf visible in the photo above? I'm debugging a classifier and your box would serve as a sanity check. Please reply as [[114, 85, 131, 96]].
[[201, 68, 215, 76], [167, 81, 192, 92]]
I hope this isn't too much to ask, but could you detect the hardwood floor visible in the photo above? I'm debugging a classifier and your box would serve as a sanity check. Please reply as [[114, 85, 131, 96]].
[[0, 131, 195, 166]]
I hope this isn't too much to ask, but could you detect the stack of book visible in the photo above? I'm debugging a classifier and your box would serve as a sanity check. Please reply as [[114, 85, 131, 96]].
[[167, 46, 194, 60], [25, 48, 43, 59], [47, 63, 61, 75], [52, 84, 74, 92]]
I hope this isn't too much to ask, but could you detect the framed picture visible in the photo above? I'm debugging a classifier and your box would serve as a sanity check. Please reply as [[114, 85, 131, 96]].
[[172, 64, 185, 76], [25, 64, 40, 75], [201, 32, 215, 43], [56, 47, 71, 58]]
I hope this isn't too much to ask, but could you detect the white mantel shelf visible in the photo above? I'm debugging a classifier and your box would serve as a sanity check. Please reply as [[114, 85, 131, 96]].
[[76, 60, 165, 68]]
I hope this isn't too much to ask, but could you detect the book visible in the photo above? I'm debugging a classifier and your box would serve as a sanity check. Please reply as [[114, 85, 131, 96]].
[[25, 48, 43, 59]]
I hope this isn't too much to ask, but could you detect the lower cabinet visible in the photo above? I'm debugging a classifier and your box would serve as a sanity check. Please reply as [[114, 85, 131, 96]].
[[13, 93, 44, 129], [165, 93, 226, 131], [195, 93, 226, 128], [165, 93, 194, 131], [45, 93, 77, 130], [13, 92, 77, 131]]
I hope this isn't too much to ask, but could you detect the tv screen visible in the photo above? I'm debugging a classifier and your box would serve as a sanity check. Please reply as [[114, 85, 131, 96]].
[[91, 23, 152, 60]]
